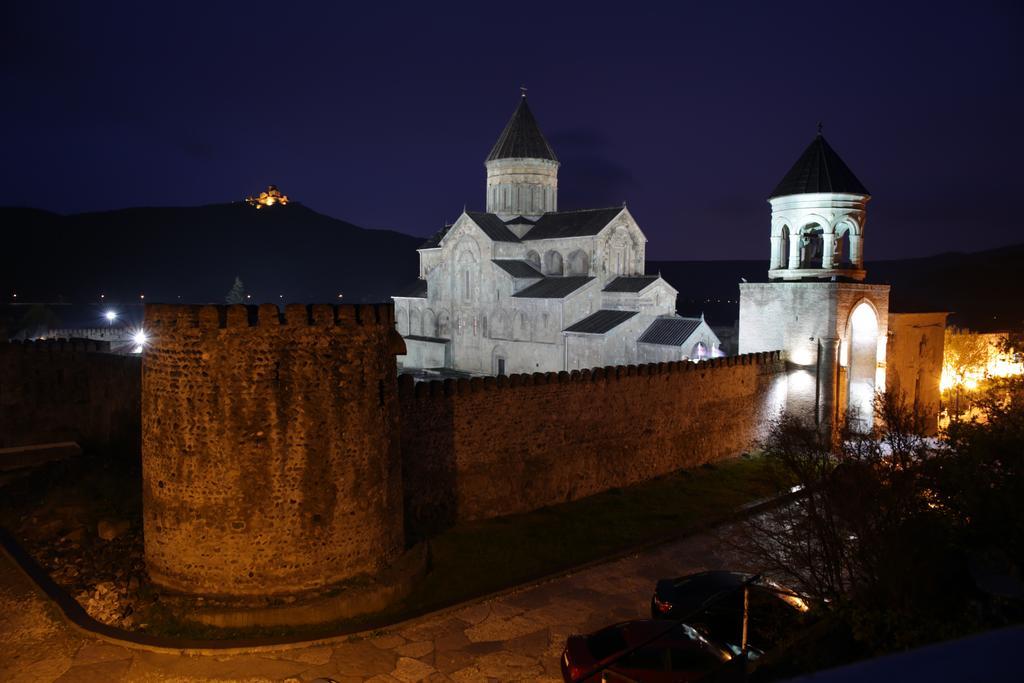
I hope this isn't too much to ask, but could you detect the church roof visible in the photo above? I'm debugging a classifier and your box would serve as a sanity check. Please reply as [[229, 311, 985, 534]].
[[393, 279, 428, 298], [467, 212, 521, 242], [503, 215, 537, 225], [603, 275, 659, 293], [419, 212, 521, 249], [512, 276, 594, 299], [770, 134, 870, 198], [493, 259, 543, 278], [525, 207, 624, 240], [486, 96, 558, 163], [638, 316, 703, 346], [564, 309, 638, 334]]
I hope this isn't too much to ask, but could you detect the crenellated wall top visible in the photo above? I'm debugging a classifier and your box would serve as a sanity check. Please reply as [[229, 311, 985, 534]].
[[144, 303, 396, 329], [398, 351, 783, 399]]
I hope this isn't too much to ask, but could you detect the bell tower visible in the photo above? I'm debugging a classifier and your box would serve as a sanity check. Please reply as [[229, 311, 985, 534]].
[[768, 131, 871, 281], [484, 92, 559, 220], [739, 130, 890, 439]]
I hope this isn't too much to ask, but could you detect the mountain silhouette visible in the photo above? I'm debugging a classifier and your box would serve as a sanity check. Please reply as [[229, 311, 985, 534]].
[[0, 203, 421, 304]]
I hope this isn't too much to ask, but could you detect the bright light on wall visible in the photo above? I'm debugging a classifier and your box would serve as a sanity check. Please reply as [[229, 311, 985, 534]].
[[105, 310, 118, 322], [850, 302, 878, 342], [132, 329, 149, 354]]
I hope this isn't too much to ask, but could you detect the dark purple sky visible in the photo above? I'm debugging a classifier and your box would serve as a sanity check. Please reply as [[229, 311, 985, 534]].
[[3, 2, 1021, 260]]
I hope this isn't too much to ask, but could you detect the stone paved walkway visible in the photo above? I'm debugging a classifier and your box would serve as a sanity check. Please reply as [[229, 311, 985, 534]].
[[1, 525, 748, 682]]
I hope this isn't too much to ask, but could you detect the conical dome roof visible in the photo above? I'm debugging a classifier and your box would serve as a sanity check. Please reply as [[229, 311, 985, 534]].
[[770, 134, 869, 198], [486, 96, 558, 163]]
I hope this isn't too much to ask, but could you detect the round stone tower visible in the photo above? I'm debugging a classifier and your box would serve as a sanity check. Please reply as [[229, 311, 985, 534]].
[[141, 302, 407, 598], [485, 93, 559, 220]]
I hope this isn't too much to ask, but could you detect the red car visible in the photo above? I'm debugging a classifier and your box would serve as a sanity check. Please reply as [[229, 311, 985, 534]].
[[561, 619, 733, 682]]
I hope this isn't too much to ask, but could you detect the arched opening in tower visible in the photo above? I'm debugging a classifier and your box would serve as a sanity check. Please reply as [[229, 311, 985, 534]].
[[780, 226, 790, 268], [835, 230, 852, 269], [847, 301, 879, 432], [800, 225, 824, 268]]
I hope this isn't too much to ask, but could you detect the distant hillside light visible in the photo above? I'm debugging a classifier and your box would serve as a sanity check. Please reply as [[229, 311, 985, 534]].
[[245, 184, 290, 209]]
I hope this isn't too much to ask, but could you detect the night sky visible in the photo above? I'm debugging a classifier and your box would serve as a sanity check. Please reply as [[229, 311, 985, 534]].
[[3, 1, 1021, 260]]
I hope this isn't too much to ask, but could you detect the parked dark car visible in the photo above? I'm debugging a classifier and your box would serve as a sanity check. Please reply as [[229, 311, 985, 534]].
[[650, 571, 813, 657], [560, 619, 733, 682]]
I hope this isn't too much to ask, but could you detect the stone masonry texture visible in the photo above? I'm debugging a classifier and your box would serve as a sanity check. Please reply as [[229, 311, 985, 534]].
[[141, 303, 406, 597], [0, 340, 140, 453], [399, 353, 786, 535]]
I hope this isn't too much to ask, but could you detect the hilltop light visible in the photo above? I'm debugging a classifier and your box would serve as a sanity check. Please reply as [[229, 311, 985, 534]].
[[105, 310, 118, 323], [245, 185, 289, 209]]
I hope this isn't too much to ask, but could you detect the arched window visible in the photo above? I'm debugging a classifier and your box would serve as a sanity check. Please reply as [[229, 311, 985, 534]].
[[422, 309, 436, 337], [525, 250, 541, 270], [494, 311, 511, 339], [834, 228, 852, 268], [437, 311, 451, 338], [397, 307, 409, 335], [410, 309, 421, 336], [566, 249, 589, 276], [690, 341, 708, 360], [780, 226, 791, 269], [457, 248, 477, 303], [544, 250, 564, 275], [514, 311, 530, 341], [799, 224, 824, 268]]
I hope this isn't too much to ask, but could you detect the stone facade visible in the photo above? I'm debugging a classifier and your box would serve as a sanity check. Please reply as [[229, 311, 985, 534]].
[[886, 312, 948, 435], [399, 353, 787, 534], [739, 281, 891, 432], [0, 339, 140, 454], [141, 303, 407, 598]]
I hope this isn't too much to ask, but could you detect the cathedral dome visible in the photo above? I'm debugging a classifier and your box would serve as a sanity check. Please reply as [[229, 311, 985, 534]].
[[486, 96, 558, 162], [484, 94, 559, 218]]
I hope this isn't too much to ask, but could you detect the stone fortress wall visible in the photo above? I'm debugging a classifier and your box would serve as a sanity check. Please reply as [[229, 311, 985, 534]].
[[398, 351, 787, 536], [141, 303, 407, 597], [2, 299, 942, 604], [0, 339, 141, 452]]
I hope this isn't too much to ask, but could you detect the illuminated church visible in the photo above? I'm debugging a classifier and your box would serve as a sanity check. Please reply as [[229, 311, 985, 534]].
[[393, 95, 720, 376]]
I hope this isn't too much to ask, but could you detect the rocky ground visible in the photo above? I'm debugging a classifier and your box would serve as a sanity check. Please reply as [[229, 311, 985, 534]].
[[17, 508, 148, 629], [1, 459, 154, 632]]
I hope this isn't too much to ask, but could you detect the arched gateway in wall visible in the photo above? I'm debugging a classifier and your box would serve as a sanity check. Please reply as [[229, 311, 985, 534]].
[[846, 301, 879, 432]]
